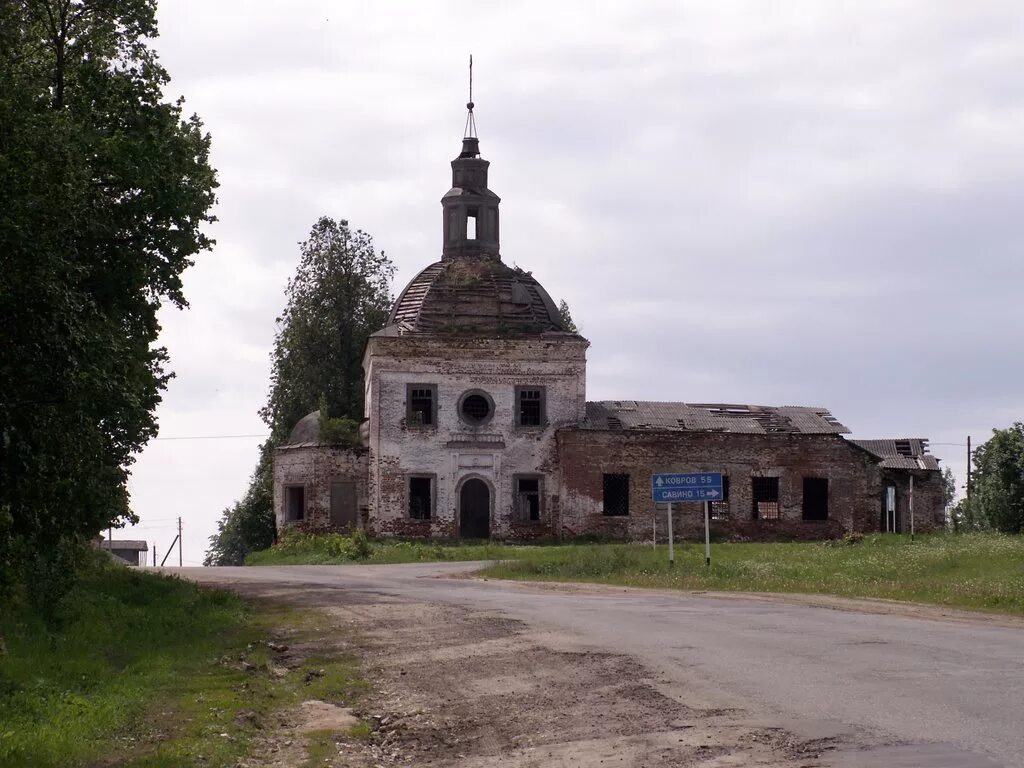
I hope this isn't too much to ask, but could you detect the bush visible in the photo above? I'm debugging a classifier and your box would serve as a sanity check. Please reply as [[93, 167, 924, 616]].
[[274, 529, 373, 561]]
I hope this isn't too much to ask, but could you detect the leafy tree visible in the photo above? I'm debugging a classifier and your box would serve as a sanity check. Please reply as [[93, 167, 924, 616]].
[[0, 1, 216, 602], [973, 423, 1024, 534], [205, 218, 393, 564], [941, 466, 956, 512], [558, 299, 579, 333]]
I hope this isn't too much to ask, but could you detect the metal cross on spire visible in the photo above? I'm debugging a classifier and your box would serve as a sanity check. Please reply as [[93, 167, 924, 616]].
[[463, 54, 477, 139]]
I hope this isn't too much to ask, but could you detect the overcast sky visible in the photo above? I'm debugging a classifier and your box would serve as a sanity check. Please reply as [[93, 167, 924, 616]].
[[122, 1, 1024, 564]]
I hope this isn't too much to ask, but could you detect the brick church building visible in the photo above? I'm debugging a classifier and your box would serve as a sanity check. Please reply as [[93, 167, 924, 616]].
[[273, 105, 945, 542]]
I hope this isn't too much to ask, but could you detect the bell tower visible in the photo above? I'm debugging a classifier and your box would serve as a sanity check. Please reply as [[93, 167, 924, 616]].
[[441, 57, 501, 261]]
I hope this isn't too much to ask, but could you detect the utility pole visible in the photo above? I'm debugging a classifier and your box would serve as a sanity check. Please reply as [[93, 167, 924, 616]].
[[152, 544, 156, 567], [966, 435, 972, 524], [909, 474, 915, 541], [178, 517, 183, 567]]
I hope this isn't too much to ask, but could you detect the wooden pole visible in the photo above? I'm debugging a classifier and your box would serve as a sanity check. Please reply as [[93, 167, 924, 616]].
[[178, 517, 183, 567], [909, 474, 915, 541], [966, 435, 972, 524]]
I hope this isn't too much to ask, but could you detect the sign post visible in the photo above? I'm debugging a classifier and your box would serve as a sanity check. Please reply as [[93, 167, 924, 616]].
[[667, 503, 674, 566], [703, 500, 711, 567], [652, 473, 723, 567]]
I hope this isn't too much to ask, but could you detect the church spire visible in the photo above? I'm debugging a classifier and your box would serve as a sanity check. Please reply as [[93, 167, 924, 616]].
[[463, 54, 477, 141], [442, 56, 501, 261]]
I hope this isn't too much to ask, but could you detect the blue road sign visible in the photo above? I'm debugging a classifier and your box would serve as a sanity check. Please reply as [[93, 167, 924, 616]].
[[651, 472, 723, 503]]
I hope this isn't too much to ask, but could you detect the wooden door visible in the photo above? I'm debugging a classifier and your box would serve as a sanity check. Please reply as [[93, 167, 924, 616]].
[[330, 481, 357, 531]]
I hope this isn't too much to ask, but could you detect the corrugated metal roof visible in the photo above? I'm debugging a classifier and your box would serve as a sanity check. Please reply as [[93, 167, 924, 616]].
[[100, 540, 148, 551], [581, 401, 850, 435], [851, 439, 940, 470]]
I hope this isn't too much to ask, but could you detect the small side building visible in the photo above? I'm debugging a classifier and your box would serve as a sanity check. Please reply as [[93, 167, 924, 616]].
[[273, 411, 369, 533], [851, 439, 946, 533], [98, 539, 149, 567]]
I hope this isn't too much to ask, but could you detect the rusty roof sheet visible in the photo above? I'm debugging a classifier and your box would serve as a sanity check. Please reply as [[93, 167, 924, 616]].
[[582, 401, 850, 435], [851, 439, 940, 470]]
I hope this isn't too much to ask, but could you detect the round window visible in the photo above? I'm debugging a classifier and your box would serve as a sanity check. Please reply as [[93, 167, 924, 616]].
[[459, 391, 493, 426]]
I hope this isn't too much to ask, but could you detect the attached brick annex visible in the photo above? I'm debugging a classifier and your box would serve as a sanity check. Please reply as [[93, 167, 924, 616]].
[[273, 107, 945, 542]]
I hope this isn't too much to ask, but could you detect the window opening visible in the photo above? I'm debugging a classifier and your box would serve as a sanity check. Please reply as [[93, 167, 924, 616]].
[[460, 393, 491, 424], [603, 474, 630, 516], [517, 388, 543, 426], [710, 476, 731, 520], [752, 476, 780, 520], [408, 385, 435, 426], [516, 477, 541, 522], [285, 485, 305, 522], [467, 209, 478, 240], [409, 476, 433, 520], [802, 477, 829, 521]]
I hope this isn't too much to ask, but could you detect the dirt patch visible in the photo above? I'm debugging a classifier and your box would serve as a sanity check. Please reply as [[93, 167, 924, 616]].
[[195, 577, 851, 767]]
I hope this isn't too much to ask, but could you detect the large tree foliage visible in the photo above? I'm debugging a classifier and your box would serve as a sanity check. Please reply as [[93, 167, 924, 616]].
[[972, 423, 1024, 534], [0, 1, 216, 599], [205, 218, 393, 565]]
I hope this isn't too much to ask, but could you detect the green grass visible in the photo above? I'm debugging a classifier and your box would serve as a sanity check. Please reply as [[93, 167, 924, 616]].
[[246, 529, 539, 566], [0, 561, 365, 768], [249, 531, 1024, 615], [480, 532, 1024, 615]]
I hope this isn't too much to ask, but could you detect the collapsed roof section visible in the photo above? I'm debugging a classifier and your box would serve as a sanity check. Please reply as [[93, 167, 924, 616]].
[[850, 439, 940, 470], [580, 401, 850, 435]]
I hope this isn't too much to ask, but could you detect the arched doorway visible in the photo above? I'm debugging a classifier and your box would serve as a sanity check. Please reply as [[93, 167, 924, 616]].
[[459, 478, 491, 539]]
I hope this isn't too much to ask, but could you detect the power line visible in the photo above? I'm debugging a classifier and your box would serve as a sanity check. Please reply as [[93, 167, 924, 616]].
[[153, 433, 269, 441]]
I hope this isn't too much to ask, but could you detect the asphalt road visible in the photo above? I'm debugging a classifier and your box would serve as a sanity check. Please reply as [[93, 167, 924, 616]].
[[174, 563, 1024, 767]]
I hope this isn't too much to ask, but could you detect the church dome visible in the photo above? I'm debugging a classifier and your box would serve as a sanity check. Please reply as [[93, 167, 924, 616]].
[[284, 410, 321, 445], [387, 258, 568, 336]]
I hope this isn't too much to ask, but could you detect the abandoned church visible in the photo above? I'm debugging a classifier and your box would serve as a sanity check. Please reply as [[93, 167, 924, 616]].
[[273, 104, 945, 542]]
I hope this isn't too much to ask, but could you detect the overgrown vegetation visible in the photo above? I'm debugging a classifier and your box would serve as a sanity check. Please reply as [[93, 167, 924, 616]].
[[0, 556, 364, 767], [480, 532, 1024, 615], [205, 218, 393, 565], [250, 532, 1024, 615], [0, 0, 216, 609]]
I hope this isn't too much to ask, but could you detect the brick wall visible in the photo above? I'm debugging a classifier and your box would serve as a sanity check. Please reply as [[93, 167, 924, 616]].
[[274, 445, 369, 532], [555, 429, 911, 541], [364, 334, 588, 538]]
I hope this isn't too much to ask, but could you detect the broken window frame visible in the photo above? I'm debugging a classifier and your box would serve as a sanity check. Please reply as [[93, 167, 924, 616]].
[[284, 484, 306, 522], [458, 389, 494, 427], [710, 476, 731, 520], [802, 477, 829, 521], [602, 473, 630, 517], [515, 386, 546, 428], [514, 474, 543, 523], [751, 476, 781, 520], [408, 474, 435, 521], [406, 383, 437, 428]]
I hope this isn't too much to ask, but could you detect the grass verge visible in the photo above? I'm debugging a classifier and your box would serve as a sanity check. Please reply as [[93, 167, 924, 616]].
[[0, 561, 365, 768], [480, 532, 1024, 615]]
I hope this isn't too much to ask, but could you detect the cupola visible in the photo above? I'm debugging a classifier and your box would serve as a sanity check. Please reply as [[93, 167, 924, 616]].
[[441, 83, 500, 260]]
